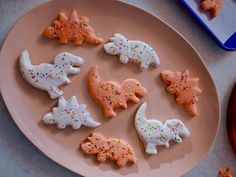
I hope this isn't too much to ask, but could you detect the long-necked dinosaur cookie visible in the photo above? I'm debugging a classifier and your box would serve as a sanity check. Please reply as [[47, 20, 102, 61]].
[[43, 96, 100, 129], [80, 132, 137, 167], [104, 33, 160, 71], [87, 65, 147, 118], [19, 50, 84, 99], [44, 10, 103, 45], [160, 70, 202, 116], [135, 102, 190, 155], [201, 0, 223, 17]]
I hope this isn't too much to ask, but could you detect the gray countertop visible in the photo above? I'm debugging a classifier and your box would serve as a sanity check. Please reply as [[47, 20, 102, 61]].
[[0, 0, 235, 177]]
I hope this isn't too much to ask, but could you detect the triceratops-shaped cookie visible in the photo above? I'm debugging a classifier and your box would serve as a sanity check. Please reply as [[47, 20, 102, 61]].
[[87, 65, 147, 118], [104, 33, 160, 71], [44, 10, 103, 45], [160, 70, 202, 116], [43, 96, 100, 129], [80, 132, 137, 167]]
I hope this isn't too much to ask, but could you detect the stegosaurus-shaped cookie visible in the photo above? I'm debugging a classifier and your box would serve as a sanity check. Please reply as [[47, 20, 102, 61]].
[[43, 10, 103, 45], [43, 96, 100, 129], [160, 70, 202, 116]]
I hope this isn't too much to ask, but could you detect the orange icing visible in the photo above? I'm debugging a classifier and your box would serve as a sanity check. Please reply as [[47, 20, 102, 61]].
[[87, 65, 147, 118], [81, 133, 137, 167], [44, 10, 103, 45], [160, 70, 202, 116]]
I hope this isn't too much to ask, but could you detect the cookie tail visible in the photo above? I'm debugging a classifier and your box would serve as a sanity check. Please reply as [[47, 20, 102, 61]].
[[87, 65, 103, 94], [19, 50, 33, 72], [42, 113, 56, 124], [83, 116, 101, 128], [135, 102, 148, 126]]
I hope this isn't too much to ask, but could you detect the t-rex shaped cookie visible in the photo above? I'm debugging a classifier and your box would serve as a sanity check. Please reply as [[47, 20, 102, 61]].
[[135, 102, 190, 154], [43, 96, 100, 129], [160, 70, 202, 116], [19, 50, 84, 99], [104, 33, 160, 71], [44, 10, 104, 45], [201, 0, 223, 17], [80, 132, 137, 167], [87, 65, 147, 118]]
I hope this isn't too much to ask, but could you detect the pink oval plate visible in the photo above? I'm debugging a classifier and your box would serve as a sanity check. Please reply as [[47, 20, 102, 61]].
[[0, 0, 220, 176]]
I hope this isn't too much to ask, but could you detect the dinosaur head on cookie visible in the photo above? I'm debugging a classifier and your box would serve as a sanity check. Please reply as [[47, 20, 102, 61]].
[[104, 33, 128, 55]]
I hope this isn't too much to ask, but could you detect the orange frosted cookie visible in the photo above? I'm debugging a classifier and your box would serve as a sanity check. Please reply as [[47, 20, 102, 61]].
[[80, 133, 137, 167], [87, 65, 147, 118], [160, 70, 202, 116], [201, 0, 223, 17], [43, 10, 103, 45]]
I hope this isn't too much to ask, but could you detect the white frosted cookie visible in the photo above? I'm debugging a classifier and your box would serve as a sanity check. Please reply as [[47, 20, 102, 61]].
[[19, 50, 84, 99], [103, 33, 160, 71], [43, 96, 101, 129], [135, 102, 190, 154]]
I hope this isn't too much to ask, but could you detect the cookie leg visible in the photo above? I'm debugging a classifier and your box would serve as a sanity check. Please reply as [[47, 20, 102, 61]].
[[62, 76, 71, 84], [59, 35, 68, 44], [129, 95, 140, 103], [184, 104, 198, 116], [97, 153, 106, 162], [119, 54, 129, 64], [72, 123, 81, 129], [57, 122, 66, 129], [48, 86, 63, 99], [173, 135, 182, 143], [74, 38, 83, 45], [116, 158, 128, 167], [140, 61, 148, 70], [68, 67, 80, 74], [103, 107, 116, 118], [146, 143, 157, 154], [119, 102, 127, 109]]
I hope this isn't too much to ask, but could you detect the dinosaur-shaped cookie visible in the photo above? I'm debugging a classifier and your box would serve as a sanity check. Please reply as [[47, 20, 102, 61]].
[[104, 33, 160, 71], [44, 10, 103, 45], [87, 65, 147, 118], [201, 0, 223, 17], [43, 96, 100, 129], [80, 132, 137, 167], [160, 70, 202, 116], [19, 50, 84, 99], [218, 168, 233, 177], [135, 102, 190, 154]]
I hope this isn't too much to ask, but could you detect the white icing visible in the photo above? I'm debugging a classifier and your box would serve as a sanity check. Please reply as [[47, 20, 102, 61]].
[[135, 102, 190, 154], [43, 96, 101, 129], [19, 50, 84, 99], [103, 33, 160, 70]]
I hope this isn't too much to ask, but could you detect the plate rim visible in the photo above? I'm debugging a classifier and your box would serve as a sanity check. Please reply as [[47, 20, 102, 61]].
[[0, 0, 221, 176]]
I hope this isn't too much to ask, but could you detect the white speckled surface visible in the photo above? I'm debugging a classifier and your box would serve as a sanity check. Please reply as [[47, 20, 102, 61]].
[[0, 0, 235, 177]]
